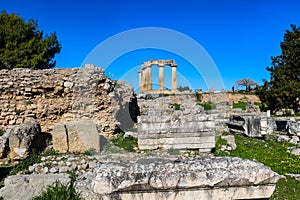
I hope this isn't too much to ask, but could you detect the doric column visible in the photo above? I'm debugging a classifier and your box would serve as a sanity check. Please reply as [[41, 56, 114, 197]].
[[138, 70, 142, 93], [171, 64, 178, 91], [145, 64, 152, 91], [158, 64, 165, 91]]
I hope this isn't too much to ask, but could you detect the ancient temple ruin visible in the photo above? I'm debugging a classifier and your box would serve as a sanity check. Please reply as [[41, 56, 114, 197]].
[[138, 60, 178, 93]]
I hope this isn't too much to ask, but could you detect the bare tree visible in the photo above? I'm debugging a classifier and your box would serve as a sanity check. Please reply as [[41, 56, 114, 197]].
[[235, 78, 258, 92]]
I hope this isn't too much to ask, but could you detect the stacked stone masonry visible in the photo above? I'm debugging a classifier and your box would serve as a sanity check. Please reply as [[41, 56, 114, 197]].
[[0, 65, 136, 136], [138, 95, 215, 152]]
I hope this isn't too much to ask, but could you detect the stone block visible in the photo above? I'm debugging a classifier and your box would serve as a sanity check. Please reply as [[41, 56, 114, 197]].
[[52, 124, 68, 153]]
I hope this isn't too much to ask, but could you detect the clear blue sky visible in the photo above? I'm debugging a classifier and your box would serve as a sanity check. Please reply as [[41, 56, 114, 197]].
[[1, 0, 300, 92]]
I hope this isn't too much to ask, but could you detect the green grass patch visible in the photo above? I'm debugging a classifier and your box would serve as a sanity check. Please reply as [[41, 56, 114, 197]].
[[200, 101, 216, 110], [167, 148, 180, 155], [9, 151, 42, 175], [173, 103, 181, 110], [83, 148, 97, 156], [215, 134, 300, 174], [215, 133, 300, 199], [270, 177, 300, 200], [0, 129, 4, 136], [111, 132, 138, 152], [233, 101, 247, 110]]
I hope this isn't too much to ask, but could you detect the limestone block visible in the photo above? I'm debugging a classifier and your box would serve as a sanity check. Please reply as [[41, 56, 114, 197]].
[[76, 157, 280, 200], [52, 122, 100, 153], [0, 174, 70, 200], [67, 122, 100, 153], [52, 124, 68, 153]]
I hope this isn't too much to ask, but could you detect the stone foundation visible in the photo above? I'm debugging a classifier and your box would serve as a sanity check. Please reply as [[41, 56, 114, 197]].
[[137, 96, 215, 152]]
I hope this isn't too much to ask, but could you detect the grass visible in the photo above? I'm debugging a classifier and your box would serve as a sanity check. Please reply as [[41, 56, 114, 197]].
[[173, 103, 181, 110], [83, 148, 97, 156], [111, 132, 138, 152], [0, 129, 4, 136], [233, 101, 247, 110], [233, 101, 261, 111], [32, 171, 81, 200], [271, 177, 300, 200], [200, 101, 216, 110], [167, 148, 180, 155], [9, 151, 42, 175], [215, 133, 300, 199]]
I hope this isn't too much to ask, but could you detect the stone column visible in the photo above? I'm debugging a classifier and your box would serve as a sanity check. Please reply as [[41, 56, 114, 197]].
[[138, 70, 142, 93], [171, 64, 177, 91], [158, 64, 165, 91], [146, 65, 152, 91]]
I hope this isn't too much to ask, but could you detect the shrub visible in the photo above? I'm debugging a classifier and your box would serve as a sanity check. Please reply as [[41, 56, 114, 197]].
[[111, 132, 138, 152], [24, 100, 33, 105]]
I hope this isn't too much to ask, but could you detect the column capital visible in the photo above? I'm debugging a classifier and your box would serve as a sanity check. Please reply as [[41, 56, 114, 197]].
[[171, 64, 178, 67]]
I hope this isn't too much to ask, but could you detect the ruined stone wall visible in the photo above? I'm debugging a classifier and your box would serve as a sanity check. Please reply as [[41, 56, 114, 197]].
[[200, 92, 260, 103], [137, 96, 215, 152], [0, 65, 134, 136]]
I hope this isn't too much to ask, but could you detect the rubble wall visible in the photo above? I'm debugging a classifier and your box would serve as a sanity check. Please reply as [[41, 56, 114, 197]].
[[0, 65, 137, 136]]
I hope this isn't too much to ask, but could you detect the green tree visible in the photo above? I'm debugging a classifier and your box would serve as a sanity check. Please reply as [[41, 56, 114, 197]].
[[0, 11, 61, 69], [257, 24, 300, 113]]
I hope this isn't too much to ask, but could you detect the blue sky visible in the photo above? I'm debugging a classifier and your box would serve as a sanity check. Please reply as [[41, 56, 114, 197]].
[[1, 0, 300, 92]]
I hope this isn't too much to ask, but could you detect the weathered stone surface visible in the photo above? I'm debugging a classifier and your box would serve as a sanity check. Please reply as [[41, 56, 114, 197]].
[[288, 121, 300, 136], [51, 122, 100, 153], [138, 96, 215, 152], [0, 174, 70, 200], [76, 157, 280, 200], [0, 65, 138, 137], [291, 148, 300, 156], [1, 119, 47, 159], [227, 114, 270, 137], [221, 135, 237, 150], [52, 124, 68, 153]]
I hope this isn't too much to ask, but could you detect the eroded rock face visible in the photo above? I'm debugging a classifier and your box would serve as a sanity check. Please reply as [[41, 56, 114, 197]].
[[0, 174, 70, 200], [0, 119, 48, 159], [76, 157, 280, 200]]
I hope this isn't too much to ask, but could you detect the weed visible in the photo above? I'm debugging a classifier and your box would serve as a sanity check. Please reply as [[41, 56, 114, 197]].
[[167, 148, 180, 155], [84, 148, 97, 156], [14, 109, 21, 115], [10, 151, 41, 175], [32, 171, 81, 200], [40, 149, 59, 157], [0, 129, 4, 136], [111, 132, 138, 152], [24, 100, 33, 106], [200, 101, 216, 110], [173, 103, 181, 110]]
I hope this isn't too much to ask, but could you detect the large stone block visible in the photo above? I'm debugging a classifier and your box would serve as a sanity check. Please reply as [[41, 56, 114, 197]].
[[76, 157, 280, 200], [52, 124, 68, 153], [0, 174, 70, 200], [52, 122, 100, 153]]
